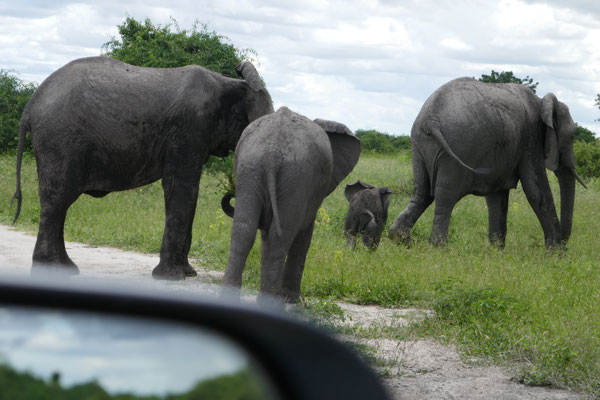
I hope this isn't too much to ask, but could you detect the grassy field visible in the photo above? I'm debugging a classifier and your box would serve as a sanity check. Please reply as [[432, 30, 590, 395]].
[[1, 152, 599, 395]]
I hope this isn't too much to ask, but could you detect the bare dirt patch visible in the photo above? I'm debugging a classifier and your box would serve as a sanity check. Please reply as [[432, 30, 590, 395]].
[[0, 224, 585, 399]]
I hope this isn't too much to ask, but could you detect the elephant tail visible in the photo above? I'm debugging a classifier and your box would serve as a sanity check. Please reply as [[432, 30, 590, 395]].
[[424, 116, 489, 174], [267, 171, 283, 237], [221, 193, 235, 218], [12, 112, 30, 224]]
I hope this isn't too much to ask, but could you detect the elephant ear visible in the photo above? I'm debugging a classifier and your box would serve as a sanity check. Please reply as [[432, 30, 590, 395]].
[[314, 119, 362, 195], [236, 61, 266, 92], [344, 180, 374, 201], [540, 93, 559, 171], [378, 186, 393, 211]]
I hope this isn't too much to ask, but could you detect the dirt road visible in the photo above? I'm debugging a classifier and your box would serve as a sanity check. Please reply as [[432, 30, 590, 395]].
[[0, 224, 585, 399]]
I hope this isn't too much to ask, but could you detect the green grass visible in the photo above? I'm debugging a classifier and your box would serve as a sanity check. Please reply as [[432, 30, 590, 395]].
[[1, 152, 600, 395]]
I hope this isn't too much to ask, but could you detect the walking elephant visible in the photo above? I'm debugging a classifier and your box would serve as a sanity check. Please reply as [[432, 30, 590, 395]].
[[12, 56, 273, 279], [220, 107, 361, 304], [388, 77, 586, 247], [344, 181, 392, 250]]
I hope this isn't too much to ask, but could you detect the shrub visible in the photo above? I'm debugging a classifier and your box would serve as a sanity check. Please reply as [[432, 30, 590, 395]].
[[0, 71, 36, 153], [355, 129, 410, 154], [574, 140, 600, 178]]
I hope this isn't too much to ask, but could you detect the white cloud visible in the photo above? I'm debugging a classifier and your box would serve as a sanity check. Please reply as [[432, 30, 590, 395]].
[[0, 0, 599, 134], [440, 38, 472, 52]]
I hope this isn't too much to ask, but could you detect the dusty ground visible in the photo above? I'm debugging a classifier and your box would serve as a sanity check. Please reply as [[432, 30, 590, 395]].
[[0, 224, 586, 399]]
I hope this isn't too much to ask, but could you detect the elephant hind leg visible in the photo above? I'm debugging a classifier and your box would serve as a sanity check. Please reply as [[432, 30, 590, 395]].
[[256, 226, 297, 308], [486, 190, 509, 247], [32, 185, 80, 276], [281, 222, 315, 303], [430, 186, 462, 245], [389, 157, 433, 244], [222, 194, 262, 297]]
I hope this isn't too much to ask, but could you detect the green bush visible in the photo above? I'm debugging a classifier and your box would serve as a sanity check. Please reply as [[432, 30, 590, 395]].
[[0, 70, 36, 153], [574, 140, 600, 178], [355, 129, 410, 154]]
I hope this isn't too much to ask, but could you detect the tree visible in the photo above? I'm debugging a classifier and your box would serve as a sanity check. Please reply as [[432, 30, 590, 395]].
[[575, 124, 597, 143], [478, 70, 538, 93], [595, 94, 600, 121], [0, 70, 36, 153], [102, 17, 257, 77]]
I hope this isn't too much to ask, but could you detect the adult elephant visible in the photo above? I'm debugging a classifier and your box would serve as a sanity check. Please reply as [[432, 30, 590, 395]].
[[12, 56, 273, 279], [220, 107, 361, 305], [388, 77, 586, 247]]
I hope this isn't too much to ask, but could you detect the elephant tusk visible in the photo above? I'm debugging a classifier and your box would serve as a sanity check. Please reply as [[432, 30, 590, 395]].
[[572, 168, 588, 189]]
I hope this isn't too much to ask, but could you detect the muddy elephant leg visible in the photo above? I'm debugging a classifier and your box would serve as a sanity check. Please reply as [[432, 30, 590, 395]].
[[519, 168, 561, 247], [486, 190, 509, 247], [153, 161, 202, 280], [32, 185, 80, 276], [281, 222, 315, 303], [389, 157, 433, 243]]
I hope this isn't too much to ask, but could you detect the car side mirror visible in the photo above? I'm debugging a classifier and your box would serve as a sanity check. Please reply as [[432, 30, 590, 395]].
[[0, 277, 390, 400]]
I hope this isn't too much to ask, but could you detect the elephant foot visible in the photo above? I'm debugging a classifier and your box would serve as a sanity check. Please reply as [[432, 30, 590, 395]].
[[220, 285, 242, 303], [182, 263, 198, 277], [152, 262, 186, 281], [388, 226, 411, 245], [257, 291, 284, 310], [31, 258, 80, 277]]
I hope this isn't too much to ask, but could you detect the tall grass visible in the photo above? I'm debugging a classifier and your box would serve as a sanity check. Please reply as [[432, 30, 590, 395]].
[[1, 152, 599, 394]]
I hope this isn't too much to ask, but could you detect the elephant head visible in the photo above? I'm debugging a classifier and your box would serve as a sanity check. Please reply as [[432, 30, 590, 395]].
[[236, 61, 274, 122], [540, 93, 587, 242], [344, 180, 393, 249], [212, 61, 274, 157]]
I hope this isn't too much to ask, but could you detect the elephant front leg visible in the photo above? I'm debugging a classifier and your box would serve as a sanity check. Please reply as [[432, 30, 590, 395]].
[[153, 174, 200, 281], [486, 190, 509, 247], [519, 167, 561, 247], [32, 186, 80, 276]]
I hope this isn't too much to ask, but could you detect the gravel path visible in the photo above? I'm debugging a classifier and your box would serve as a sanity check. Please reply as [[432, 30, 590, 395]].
[[0, 224, 586, 399]]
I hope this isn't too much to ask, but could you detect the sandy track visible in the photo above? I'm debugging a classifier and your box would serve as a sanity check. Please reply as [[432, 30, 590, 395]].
[[0, 224, 585, 399]]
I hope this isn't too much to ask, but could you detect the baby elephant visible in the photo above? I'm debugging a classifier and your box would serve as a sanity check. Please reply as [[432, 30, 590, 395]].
[[344, 181, 393, 250], [221, 107, 361, 305]]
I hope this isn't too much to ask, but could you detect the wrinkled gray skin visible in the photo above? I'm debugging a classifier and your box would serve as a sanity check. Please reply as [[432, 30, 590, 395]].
[[344, 181, 392, 250], [221, 107, 361, 305], [388, 77, 586, 247], [12, 56, 273, 279]]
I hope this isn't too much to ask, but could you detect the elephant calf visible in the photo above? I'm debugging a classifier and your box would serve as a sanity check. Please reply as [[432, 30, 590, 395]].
[[221, 107, 361, 305], [344, 181, 392, 250]]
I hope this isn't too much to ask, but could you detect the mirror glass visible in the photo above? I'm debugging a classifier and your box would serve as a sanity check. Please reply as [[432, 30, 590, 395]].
[[0, 306, 279, 399]]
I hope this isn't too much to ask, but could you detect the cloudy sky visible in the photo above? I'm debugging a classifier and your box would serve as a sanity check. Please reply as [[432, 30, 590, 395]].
[[0, 306, 250, 395], [1, 0, 599, 135]]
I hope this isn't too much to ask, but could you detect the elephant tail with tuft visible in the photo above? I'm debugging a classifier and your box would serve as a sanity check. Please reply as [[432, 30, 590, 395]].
[[221, 193, 235, 218], [12, 110, 30, 224], [423, 115, 489, 174], [267, 171, 283, 237]]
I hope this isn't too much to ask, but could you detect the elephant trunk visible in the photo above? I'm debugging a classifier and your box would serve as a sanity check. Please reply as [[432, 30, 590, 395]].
[[221, 193, 235, 218], [556, 167, 576, 243]]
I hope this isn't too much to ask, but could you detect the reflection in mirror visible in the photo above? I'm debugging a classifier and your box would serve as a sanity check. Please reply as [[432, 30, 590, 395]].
[[0, 306, 278, 399]]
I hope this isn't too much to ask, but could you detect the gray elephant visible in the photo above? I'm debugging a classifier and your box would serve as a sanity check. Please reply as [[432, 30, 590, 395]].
[[344, 181, 392, 250], [388, 77, 586, 247], [220, 107, 361, 304], [12, 56, 273, 279]]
